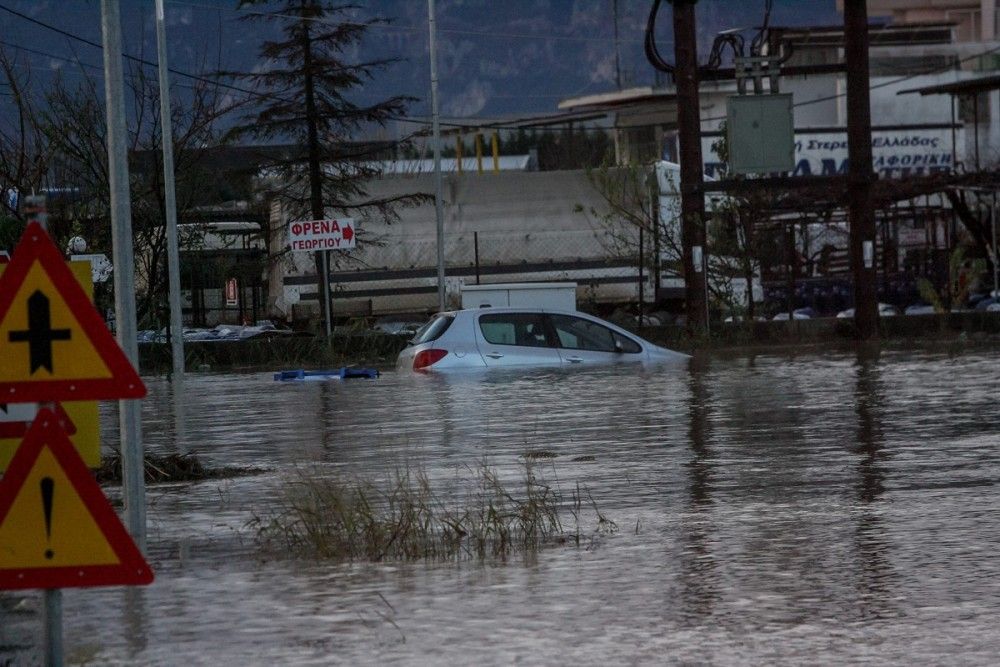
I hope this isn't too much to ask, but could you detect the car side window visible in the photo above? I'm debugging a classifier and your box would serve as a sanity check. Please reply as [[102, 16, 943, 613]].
[[613, 331, 642, 354], [479, 313, 553, 348], [550, 314, 640, 353]]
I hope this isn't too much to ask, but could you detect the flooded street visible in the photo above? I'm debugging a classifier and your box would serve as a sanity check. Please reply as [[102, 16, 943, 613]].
[[5, 349, 1000, 664]]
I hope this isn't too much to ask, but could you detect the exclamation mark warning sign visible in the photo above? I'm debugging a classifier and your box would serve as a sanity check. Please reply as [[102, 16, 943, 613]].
[[0, 410, 153, 589], [0, 446, 118, 569], [40, 476, 54, 560]]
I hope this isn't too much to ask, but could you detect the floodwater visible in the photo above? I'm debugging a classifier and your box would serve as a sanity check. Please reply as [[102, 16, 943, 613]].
[[4, 349, 1000, 665]]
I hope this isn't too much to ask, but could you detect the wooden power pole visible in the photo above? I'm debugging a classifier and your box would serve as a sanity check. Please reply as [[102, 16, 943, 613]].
[[672, 0, 709, 336], [844, 0, 879, 339]]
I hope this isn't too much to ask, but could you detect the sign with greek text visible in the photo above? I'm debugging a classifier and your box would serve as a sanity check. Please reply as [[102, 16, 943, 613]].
[[702, 126, 963, 180], [288, 218, 356, 252]]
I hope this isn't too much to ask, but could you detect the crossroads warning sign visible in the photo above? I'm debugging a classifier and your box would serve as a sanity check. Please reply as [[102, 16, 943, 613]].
[[0, 222, 145, 402], [0, 261, 102, 470], [0, 408, 153, 589]]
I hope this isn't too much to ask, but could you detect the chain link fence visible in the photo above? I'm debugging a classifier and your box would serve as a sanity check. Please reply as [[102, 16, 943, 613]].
[[314, 228, 652, 315]]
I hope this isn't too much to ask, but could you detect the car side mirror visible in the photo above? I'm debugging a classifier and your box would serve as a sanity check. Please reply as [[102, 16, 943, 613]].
[[614, 339, 625, 354]]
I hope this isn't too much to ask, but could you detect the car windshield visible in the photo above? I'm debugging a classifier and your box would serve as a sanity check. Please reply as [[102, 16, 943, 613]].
[[410, 314, 454, 345]]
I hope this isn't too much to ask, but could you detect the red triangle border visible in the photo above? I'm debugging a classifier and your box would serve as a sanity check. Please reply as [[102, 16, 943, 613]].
[[0, 402, 77, 440], [0, 222, 146, 402], [0, 408, 154, 590]]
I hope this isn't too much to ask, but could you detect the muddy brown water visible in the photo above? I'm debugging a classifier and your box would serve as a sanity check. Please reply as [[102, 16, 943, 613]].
[[3, 349, 1000, 664]]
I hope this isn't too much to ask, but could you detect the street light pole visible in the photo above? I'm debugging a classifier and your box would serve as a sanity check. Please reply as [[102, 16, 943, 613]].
[[154, 0, 185, 381], [428, 0, 446, 312], [101, 0, 146, 551]]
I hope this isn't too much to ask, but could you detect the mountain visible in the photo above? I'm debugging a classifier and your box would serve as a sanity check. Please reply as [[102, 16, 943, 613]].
[[1, 0, 842, 120]]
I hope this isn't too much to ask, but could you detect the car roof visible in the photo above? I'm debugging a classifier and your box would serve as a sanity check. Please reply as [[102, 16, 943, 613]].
[[439, 307, 584, 316]]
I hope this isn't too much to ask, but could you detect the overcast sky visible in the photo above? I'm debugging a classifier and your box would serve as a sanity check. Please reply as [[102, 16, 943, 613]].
[[0, 0, 843, 120]]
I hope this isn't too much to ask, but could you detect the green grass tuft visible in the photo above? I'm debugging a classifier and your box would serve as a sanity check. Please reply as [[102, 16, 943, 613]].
[[249, 461, 613, 562]]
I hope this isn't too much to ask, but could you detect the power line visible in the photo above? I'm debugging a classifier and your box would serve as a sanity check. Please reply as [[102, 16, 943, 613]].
[[6, 1, 991, 138], [0, 3, 273, 103], [0, 4, 611, 135], [0, 39, 104, 75]]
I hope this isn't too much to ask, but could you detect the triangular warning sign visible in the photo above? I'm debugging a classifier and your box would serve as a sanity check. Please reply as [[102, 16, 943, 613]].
[[0, 408, 153, 590], [0, 222, 145, 402]]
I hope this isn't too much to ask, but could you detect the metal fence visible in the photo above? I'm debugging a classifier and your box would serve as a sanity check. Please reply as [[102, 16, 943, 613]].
[[301, 228, 652, 315]]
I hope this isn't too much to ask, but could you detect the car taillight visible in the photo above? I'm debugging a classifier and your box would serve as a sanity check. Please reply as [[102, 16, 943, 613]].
[[413, 349, 448, 370]]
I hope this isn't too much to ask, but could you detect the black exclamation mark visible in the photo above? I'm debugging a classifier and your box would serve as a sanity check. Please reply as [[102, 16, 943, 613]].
[[40, 477, 54, 560]]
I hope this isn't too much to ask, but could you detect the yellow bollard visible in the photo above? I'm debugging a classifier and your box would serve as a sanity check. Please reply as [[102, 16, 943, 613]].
[[491, 132, 500, 173], [475, 132, 484, 174]]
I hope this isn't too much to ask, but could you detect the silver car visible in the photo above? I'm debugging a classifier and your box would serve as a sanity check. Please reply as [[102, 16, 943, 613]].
[[396, 308, 689, 371]]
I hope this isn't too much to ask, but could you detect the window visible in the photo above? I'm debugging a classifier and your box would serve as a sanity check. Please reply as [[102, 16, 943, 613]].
[[479, 313, 552, 347], [550, 315, 641, 353], [412, 315, 453, 344], [959, 92, 990, 124]]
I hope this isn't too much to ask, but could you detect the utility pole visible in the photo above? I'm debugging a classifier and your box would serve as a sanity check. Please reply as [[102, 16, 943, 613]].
[[101, 0, 146, 551], [299, 19, 332, 337], [428, 0, 447, 312], [672, 0, 708, 335], [613, 0, 623, 90], [154, 0, 185, 380], [844, 0, 878, 339]]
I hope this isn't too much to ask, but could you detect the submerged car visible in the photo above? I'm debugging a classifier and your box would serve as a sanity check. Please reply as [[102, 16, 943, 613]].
[[396, 308, 689, 371]]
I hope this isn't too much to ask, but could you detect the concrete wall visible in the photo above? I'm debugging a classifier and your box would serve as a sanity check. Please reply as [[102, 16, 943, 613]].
[[268, 169, 640, 319]]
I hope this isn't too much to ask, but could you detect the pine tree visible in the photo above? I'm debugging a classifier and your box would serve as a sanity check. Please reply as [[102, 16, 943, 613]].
[[225, 1, 417, 324]]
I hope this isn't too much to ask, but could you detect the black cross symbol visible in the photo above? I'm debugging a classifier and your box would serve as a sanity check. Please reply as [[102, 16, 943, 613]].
[[8, 290, 71, 374]]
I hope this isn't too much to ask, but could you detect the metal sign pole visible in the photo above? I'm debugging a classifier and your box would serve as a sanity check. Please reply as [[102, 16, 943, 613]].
[[21, 197, 64, 666], [101, 0, 146, 552], [321, 250, 332, 337], [993, 192, 999, 298], [43, 588, 63, 667], [154, 0, 185, 380]]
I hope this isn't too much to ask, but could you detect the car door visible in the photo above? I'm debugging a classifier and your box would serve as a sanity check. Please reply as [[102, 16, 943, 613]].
[[549, 313, 643, 365], [474, 312, 562, 367]]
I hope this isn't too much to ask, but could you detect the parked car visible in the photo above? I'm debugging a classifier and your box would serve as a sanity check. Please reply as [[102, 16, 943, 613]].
[[904, 303, 937, 315], [974, 296, 999, 312], [372, 317, 425, 337], [772, 309, 812, 321], [396, 308, 689, 372], [835, 303, 901, 319]]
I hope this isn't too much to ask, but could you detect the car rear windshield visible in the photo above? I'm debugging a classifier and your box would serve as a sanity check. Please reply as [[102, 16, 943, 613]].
[[411, 314, 454, 345]]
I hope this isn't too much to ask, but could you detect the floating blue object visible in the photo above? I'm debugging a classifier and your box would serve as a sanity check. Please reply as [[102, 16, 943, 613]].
[[273, 367, 380, 382]]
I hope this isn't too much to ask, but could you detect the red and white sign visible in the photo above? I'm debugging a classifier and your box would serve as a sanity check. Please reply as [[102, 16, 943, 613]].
[[0, 403, 76, 440], [225, 278, 238, 307], [288, 218, 356, 252]]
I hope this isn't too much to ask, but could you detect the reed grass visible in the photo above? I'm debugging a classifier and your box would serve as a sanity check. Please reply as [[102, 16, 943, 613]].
[[96, 451, 264, 485], [250, 461, 614, 562]]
